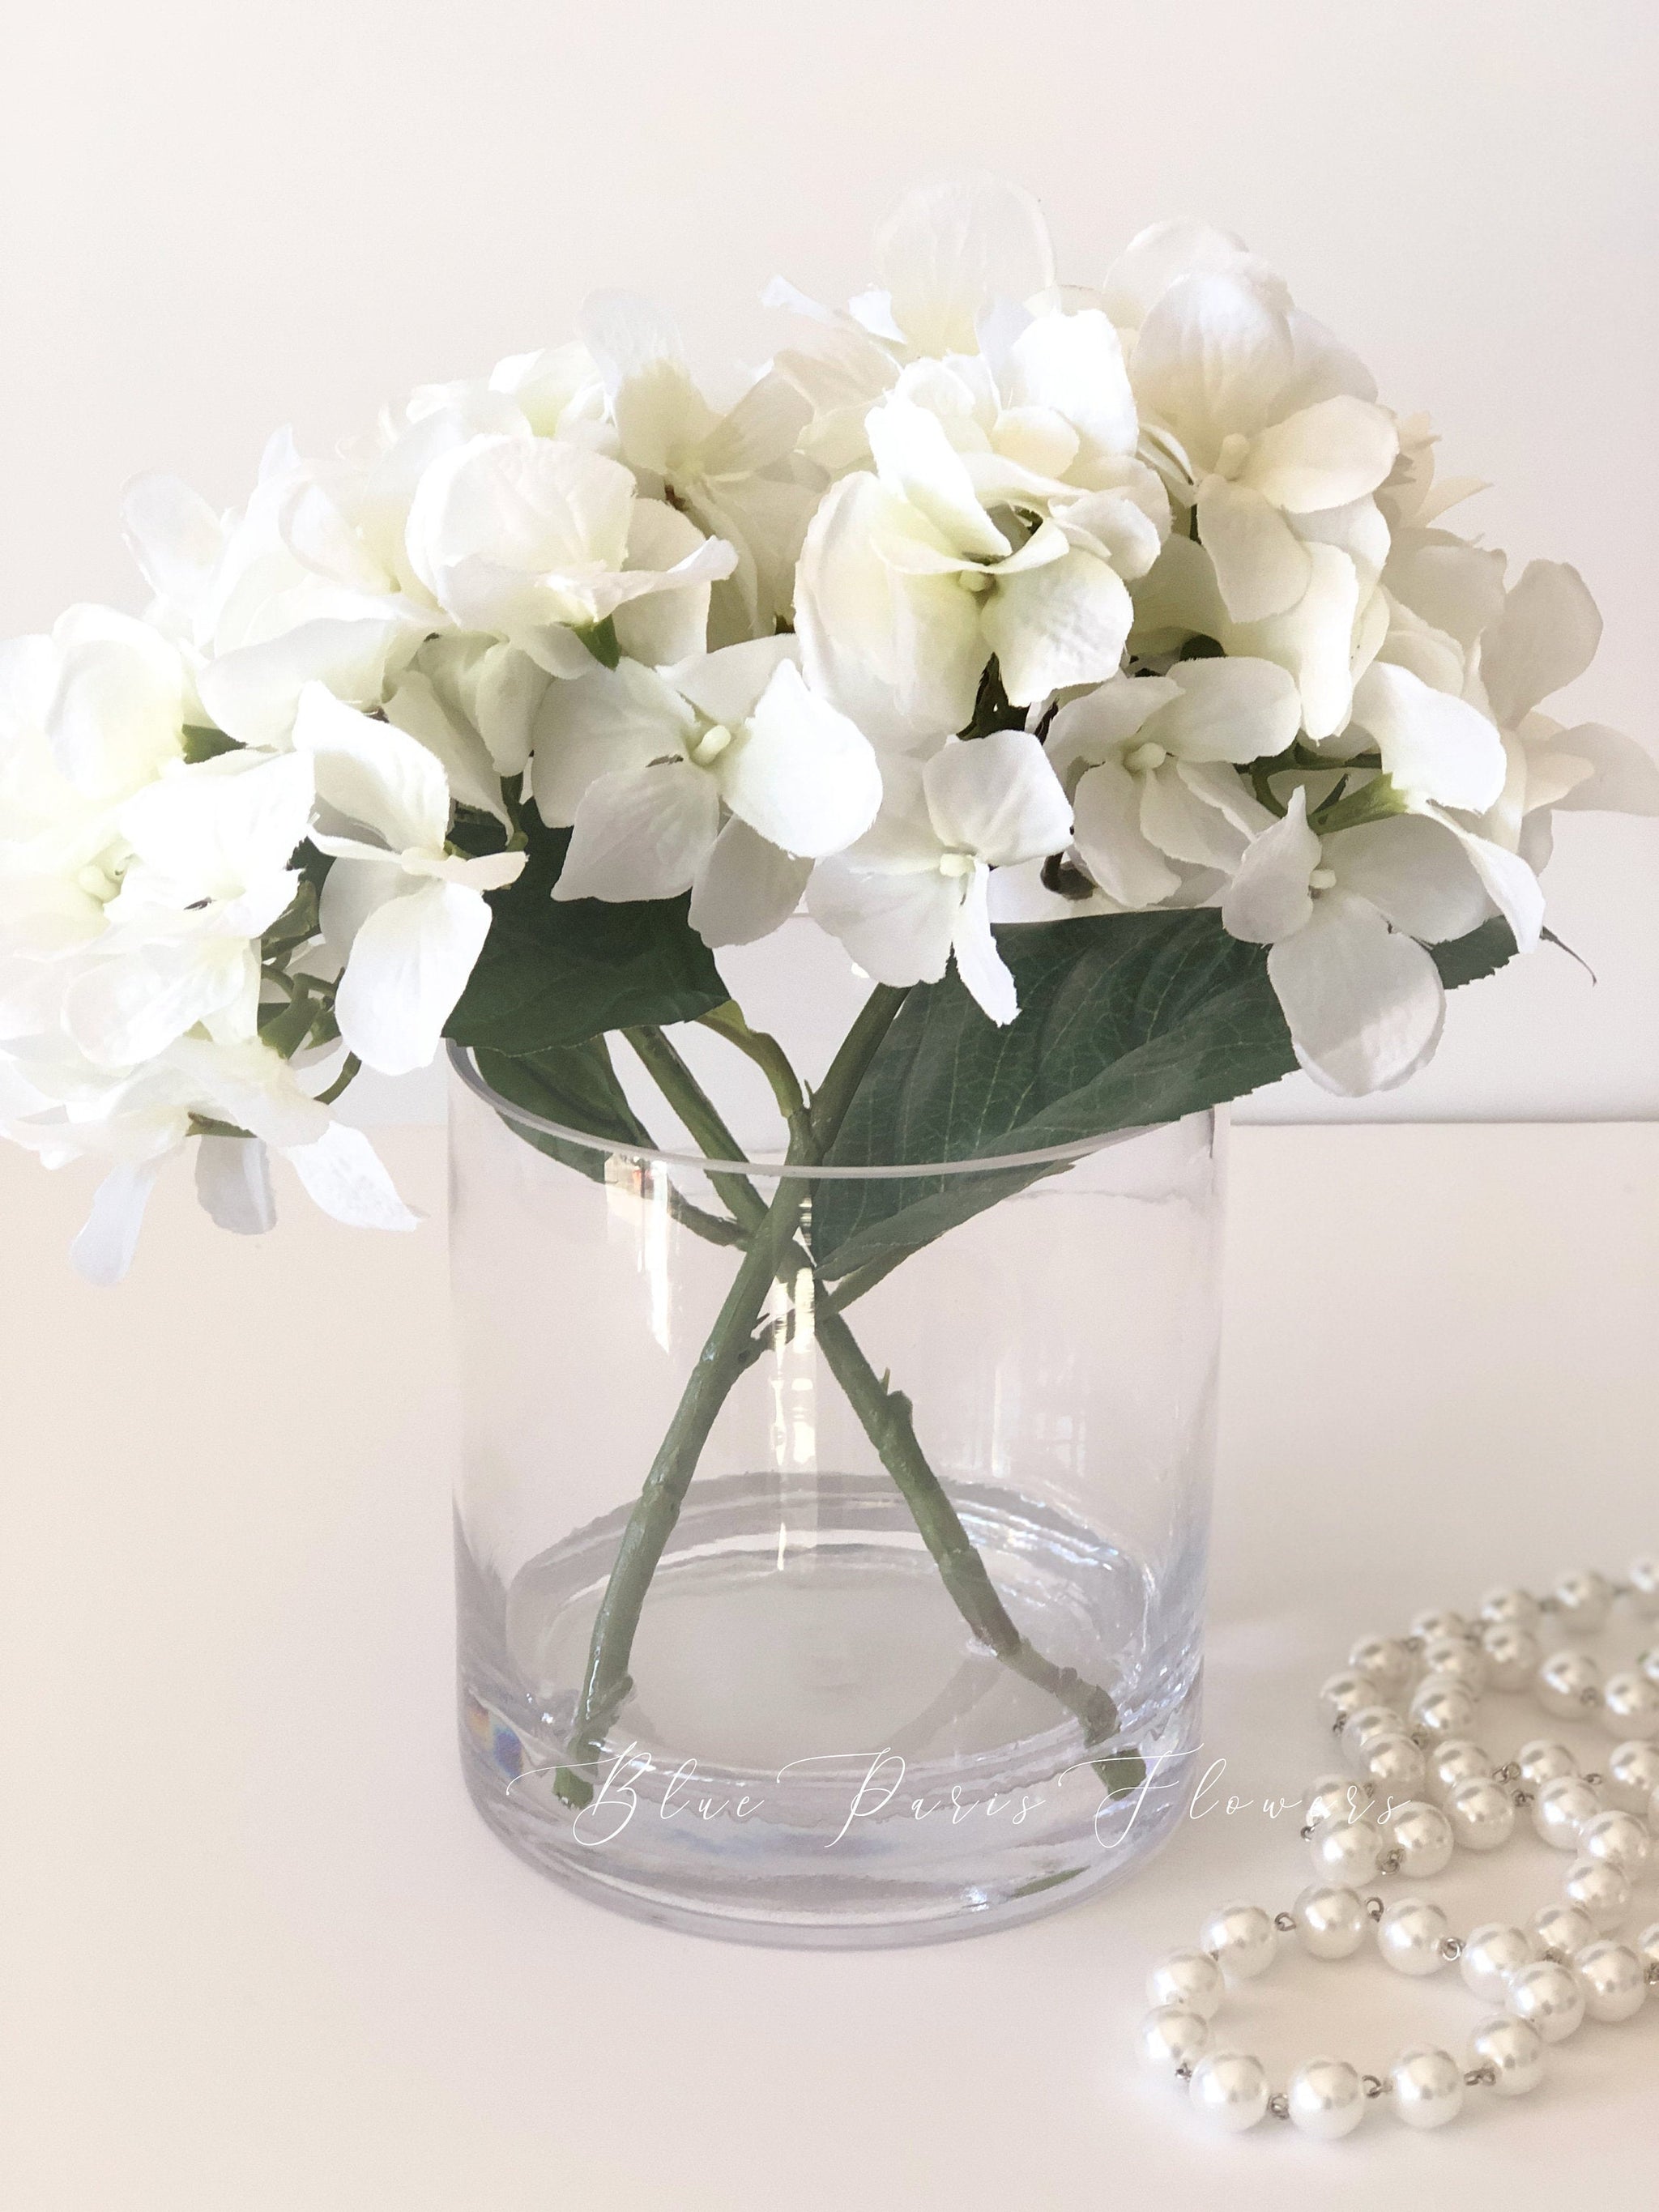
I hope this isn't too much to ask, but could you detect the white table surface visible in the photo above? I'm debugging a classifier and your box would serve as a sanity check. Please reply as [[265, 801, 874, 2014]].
[[3, 1120, 1656, 2210]]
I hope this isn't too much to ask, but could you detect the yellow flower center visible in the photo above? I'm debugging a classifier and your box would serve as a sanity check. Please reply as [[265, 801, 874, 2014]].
[[689, 722, 734, 767]]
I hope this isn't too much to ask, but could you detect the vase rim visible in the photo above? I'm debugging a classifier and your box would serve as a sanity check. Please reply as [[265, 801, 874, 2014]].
[[446, 1042, 1205, 1181]]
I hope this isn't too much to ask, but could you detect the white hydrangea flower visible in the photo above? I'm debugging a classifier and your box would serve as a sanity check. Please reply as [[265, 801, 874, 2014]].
[[1128, 270, 1397, 627], [532, 640, 882, 945], [767, 175, 1058, 476], [402, 431, 738, 677], [808, 729, 1071, 1024], [3, 165, 1657, 1215], [1100, 221, 1290, 342], [1472, 561, 1659, 857], [293, 684, 527, 1076], [11, 1033, 419, 1285], [61, 748, 317, 1069], [1131, 531, 1376, 744], [770, 173, 1056, 369], [0, 631, 418, 1275], [578, 292, 818, 639], [1045, 658, 1297, 906], [795, 369, 1162, 745], [1221, 787, 1500, 1093], [124, 429, 434, 748]]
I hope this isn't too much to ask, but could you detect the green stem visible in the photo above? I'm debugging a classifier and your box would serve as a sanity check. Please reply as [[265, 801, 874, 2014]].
[[555, 987, 1143, 1805], [809, 1300, 1141, 1793], [1309, 770, 1406, 836], [552, 1174, 811, 1805], [313, 1053, 361, 1107], [804, 984, 910, 1148], [698, 1000, 813, 1154], [622, 1026, 768, 1234], [551, 987, 909, 1807]]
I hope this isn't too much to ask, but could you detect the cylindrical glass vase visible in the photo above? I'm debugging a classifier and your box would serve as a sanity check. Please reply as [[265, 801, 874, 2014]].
[[449, 1046, 1222, 1947]]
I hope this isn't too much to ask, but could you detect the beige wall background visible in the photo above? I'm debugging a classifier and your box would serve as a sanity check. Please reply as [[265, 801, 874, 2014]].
[[2, 0, 1654, 1120]]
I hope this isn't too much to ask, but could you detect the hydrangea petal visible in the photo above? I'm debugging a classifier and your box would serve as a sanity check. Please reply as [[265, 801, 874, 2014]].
[[553, 761, 720, 904], [688, 817, 811, 947], [717, 661, 882, 859], [1268, 889, 1444, 1095], [332, 876, 493, 1075]]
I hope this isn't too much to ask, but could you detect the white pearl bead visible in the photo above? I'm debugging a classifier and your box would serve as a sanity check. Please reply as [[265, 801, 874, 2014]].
[[1469, 2015, 1545, 2097], [1578, 1808, 1651, 1880], [1410, 1677, 1479, 1741], [1389, 2044, 1464, 2129], [1574, 1940, 1649, 2023], [1554, 1566, 1614, 1634], [1529, 1901, 1597, 1962], [1460, 1922, 1534, 2002], [1411, 1608, 1469, 1643], [1533, 1774, 1600, 1850], [1303, 1772, 1375, 1831], [1188, 2052, 1269, 2133], [1320, 1667, 1380, 1720], [1480, 1622, 1541, 1691], [1348, 1635, 1414, 1700], [1427, 1738, 1491, 1801], [1482, 1585, 1542, 1632], [1636, 1920, 1659, 1975], [1377, 1896, 1451, 1976], [1628, 1556, 1659, 1619], [1309, 1769, 1380, 1840], [1287, 2057, 1365, 2141], [1292, 1883, 1367, 1960], [1517, 1737, 1579, 1788], [1386, 1800, 1454, 1878], [1600, 1669, 1659, 1740], [1419, 1634, 1486, 1693], [1358, 1732, 1428, 1799], [1341, 1704, 1405, 1765], [1310, 1816, 1384, 1886], [1536, 1647, 1603, 1719], [1137, 2005, 1212, 2070], [1146, 1949, 1225, 2018], [1197, 1903, 1276, 1981], [1506, 1958, 1586, 2042], [1563, 1855, 1632, 1935], [1605, 1740, 1659, 1813], [1445, 1775, 1516, 1852]]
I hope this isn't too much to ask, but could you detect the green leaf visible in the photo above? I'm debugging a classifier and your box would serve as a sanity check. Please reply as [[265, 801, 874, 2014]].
[[445, 816, 728, 1053], [473, 1037, 655, 1184], [181, 723, 239, 763], [810, 910, 1517, 1278], [472, 1035, 748, 1247], [1437, 914, 1523, 990], [579, 617, 621, 669]]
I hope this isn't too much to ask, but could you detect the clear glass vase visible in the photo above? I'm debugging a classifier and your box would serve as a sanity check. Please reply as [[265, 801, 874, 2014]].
[[449, 1044, 1223, 1947]]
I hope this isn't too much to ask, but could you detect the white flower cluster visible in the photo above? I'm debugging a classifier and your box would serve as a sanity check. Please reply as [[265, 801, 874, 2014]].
[[2, 177, 1653, 1274]]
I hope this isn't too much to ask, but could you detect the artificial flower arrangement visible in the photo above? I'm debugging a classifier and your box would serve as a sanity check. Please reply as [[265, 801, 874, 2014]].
[[6, 175, 1653, 1879], [3, 178, 1650, 1285]]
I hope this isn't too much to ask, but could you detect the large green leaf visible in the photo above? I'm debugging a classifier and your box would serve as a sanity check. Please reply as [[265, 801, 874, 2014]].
[[471, 1033, 749, 1249], [810, 910, 1516, 1278], [473, 1036, 655, 1183], [445, 816, 727, 1053]]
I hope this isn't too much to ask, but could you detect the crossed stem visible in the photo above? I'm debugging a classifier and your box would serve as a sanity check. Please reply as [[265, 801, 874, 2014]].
[[550, 992, 1143, 1808]]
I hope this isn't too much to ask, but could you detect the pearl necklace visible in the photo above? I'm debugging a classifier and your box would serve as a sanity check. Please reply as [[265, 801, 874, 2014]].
[[1138, 1557, 1659, 2138]]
